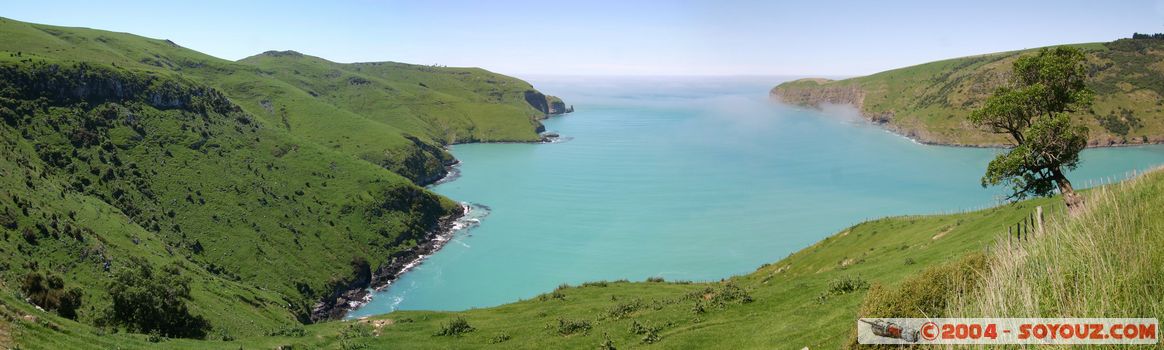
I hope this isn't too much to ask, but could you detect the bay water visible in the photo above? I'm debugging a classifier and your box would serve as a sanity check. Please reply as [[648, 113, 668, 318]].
[[348, 76, 1164, 317]]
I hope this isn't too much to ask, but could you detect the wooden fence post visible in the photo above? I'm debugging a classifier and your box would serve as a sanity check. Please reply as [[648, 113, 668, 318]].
[[1036, 206, 1044, 233]]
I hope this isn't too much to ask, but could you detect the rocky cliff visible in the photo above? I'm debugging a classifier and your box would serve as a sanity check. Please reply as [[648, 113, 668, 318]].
[[524, 90, 573, 116]]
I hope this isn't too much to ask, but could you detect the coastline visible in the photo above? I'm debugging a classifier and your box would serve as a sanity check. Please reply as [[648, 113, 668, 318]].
[[774, 98, 1164, 149], [318, 111, 573, 320], [310, 201, 471, 322]]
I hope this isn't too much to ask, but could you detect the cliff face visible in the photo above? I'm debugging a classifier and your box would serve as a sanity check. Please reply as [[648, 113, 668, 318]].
[[524, 90, 573, 116], [769, 79, 891, 123]]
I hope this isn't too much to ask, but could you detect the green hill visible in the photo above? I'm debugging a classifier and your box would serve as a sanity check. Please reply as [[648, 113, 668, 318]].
[[0, 17, 568, 185], [771, 39, 1164, 147], [0, 16, 568, 342]]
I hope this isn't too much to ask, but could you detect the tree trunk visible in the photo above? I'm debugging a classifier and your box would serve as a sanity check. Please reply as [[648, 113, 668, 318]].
[[1051, 168, 1084, 214]]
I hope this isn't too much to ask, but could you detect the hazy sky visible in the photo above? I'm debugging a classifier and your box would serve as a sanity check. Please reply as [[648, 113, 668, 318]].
[[5, 0, 1164, 77]]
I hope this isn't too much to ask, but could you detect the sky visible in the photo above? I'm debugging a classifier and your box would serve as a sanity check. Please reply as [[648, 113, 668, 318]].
[[4, 0, 1164, 77]]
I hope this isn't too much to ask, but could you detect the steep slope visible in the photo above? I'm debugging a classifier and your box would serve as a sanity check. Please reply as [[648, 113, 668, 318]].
[[0, 59, 469, 335], [238, 51, 567, 145], [771, 38, 1164, 147], [0, 16, 570, 340]]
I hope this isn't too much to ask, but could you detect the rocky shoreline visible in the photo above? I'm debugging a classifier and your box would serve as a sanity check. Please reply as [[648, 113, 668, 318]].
[[310, 202, 470, 322], [311, 108, 574, 321]]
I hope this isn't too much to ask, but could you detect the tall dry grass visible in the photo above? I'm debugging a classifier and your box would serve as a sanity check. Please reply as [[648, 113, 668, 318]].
[[944, 168, 1164, 348]]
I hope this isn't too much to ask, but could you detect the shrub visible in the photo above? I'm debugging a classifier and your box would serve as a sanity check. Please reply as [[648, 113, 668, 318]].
[[858, 252, 986, 318], [488, 331, 511, 344], [581, 281, 608, 288], [646, 276, 665, 283], [342, 323, 374, 339], [691, 301, 706, 314], [19, 271, 82, 319], [630, 320, 662, 344], [267, 325, 307, 337], [103, 257, 209, 338], [540, 288, 567, 301], [604, 299, 644, 320], [599, 333, 617, 350], [434, 317, 474, 337], [0, 211, 16, 229], [556, 317, 592, 336], [827, 275, 869, 295], [710, 283, 753, 305]]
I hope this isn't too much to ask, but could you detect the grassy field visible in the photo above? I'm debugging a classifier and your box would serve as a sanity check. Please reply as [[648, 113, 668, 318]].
[[771, 39, 1164, 147]]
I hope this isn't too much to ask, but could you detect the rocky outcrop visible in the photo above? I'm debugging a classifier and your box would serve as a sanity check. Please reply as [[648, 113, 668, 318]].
[[308, 203, 466, 322], [523, 90, 550, 114], [769, 79, 867, 112], [523, 90, 573, 116], [770, 80, 894, 123], [0, 62, 240, 115]]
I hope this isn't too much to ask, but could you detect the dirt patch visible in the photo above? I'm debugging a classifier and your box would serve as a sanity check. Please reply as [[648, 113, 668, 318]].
[[0, 319, 10, 349], [358, 318, 395, 336], [932, 227, 954, 240]]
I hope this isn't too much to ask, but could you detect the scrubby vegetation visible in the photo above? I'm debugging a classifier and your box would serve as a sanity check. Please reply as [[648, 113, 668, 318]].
[[434, 317, 474, 337], [19, 271, 82, 320], [949, 169, 1164, 332], [102, 258, 209, 338], [0, 15, 558, 346]]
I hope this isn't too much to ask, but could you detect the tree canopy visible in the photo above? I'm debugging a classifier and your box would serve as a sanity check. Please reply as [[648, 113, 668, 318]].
[[103, 257, 210, 339], [970, 46, 1092, 210]]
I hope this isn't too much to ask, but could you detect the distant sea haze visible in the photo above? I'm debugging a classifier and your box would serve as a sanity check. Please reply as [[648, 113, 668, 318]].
[[348, 76, 1164, 317]]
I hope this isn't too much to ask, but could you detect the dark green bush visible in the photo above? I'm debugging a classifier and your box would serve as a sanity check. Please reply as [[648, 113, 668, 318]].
[[581, 281, 609, 287], [827, 275, 870, 295], [102, 257, 209, 338], [488, 331, 511, 344], [556, 317, 592, 336], [20, 271, 83, 319], [630, 320, 662, 344], [433, 317, 474, 337], [604, 299, 644, 320], [857, 252, 985, 319]]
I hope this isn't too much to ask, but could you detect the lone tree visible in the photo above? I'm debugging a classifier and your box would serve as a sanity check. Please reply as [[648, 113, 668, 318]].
[[970, 46, 1092, 212]]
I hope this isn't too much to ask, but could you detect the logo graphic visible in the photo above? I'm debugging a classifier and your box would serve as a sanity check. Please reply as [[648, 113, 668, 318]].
[[859, 318, 920, 342], [857, 318, 1159, 345]]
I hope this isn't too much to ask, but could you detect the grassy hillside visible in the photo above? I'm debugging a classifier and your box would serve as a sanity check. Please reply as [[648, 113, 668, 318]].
[[0, 16, 569, 342], [0, 17, 566, 184], [13, 167, 1160, 349], [948, 169, 1164, 329], [238, 51, 554, 144], [771, 39, 1164, 147]]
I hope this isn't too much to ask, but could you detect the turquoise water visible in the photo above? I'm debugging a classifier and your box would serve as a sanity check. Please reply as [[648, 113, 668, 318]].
[[348, 76, 1164, 317]]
